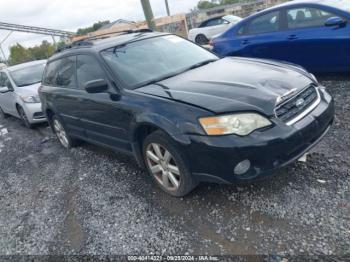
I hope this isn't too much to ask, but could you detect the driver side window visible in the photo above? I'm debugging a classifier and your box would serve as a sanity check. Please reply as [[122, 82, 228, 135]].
[[287, 7, 335, 29]]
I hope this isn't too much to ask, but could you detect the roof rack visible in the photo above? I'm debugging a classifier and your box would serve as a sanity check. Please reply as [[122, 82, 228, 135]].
[[55, 29, 153, 54], [86, 28, 153, 41], [55, 40, 93, 53]]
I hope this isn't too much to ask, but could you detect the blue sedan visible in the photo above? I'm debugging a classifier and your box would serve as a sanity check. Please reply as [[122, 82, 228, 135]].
[[211, 0, 350, 73]]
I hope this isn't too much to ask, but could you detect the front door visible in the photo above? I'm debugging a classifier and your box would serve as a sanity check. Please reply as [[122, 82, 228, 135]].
[[76, 54, 133, 153], [280, 6, 350, 72]]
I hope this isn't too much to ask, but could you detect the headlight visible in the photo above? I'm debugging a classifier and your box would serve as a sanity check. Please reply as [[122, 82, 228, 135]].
[[20, 95, 40, 103], [199, 113, 272, 136]]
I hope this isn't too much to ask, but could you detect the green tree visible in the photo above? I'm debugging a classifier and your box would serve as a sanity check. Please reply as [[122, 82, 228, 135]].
[[197, 1, 218, 9], [77, 20, 110, 35], [8, 40, 59, 66], [197, 0, 241, 10], [8, 44, 31, 65]]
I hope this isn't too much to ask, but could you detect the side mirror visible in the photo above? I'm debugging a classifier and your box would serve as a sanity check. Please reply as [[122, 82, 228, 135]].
[[0, 86, 9, 93], [84, 79, 108, 94], [325, 17, 346, 27]]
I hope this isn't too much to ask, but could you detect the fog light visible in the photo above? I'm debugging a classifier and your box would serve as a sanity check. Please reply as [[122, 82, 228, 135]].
[[234, 160, 251, 176]]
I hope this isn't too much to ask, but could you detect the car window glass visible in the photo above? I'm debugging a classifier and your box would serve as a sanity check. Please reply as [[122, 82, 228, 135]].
[[77, 55, 106, 89], [287, 7, 334, 29], [44, 60, 60, 86], [56, 57, 76, 88], [101, 35, 218, 89], [248, 11, 279, 34], [206, 18, 221, 27], [0, 72, 5, 87], [44, 57, 76, 88]]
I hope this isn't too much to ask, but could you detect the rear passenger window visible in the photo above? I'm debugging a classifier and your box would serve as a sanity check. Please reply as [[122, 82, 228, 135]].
[[56, 57, 76, 88], [77, 55, 106, 89], [248, 11, 280, 34], [44, 60, 60, 86], [44, 56, 76, 88]]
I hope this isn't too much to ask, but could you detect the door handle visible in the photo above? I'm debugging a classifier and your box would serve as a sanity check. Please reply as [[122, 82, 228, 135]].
[[287, 34, 298, 40], [242, 39, 250, 45]]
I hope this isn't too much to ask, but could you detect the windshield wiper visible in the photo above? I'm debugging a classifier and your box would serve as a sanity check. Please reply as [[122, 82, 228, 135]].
[[18, 81, 41, 87], [135, 59, 218, 89], [186, 59, 218, 71]]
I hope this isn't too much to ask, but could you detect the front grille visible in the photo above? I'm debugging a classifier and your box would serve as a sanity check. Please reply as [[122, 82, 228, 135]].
[[33, 112, 45, 119], [275, 85, 318, 123]]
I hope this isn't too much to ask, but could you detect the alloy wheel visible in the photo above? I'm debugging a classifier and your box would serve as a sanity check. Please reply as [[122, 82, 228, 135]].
[[145, 143, 181, 191], [53, 119, 69, 148]]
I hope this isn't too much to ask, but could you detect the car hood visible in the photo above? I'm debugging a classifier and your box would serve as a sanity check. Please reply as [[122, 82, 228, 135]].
[[16, 82, 41, 96], [136, 57, 315, 116]]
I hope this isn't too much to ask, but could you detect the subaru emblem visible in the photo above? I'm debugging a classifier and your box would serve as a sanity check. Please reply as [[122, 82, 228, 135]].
[[296, 98, 305, 108]]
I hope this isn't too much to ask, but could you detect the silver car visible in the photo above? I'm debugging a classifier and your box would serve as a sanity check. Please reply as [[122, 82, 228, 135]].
[[0, 60, 47, 128]]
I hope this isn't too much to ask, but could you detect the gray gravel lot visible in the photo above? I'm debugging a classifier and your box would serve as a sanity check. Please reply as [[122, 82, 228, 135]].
[[0, 76, 349, 257]]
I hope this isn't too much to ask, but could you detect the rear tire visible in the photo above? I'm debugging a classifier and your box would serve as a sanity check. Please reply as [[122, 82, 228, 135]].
[[51, 115, 79, 149], [17, 105, 34, 129], [195, 34, 209, 45], [142, 130, 198, 197]]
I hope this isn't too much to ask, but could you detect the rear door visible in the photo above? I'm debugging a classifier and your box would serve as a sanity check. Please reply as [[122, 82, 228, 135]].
[[76, 54, 133, 153], [281, 6, 349, 72], [43, 56, 85, 137], [237, 10, 287, 60]]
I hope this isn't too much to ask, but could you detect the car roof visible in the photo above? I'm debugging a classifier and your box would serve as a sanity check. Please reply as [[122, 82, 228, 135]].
[[5, 59, 47, 72], [49, 31, 168, 61], [253, 0, 342, 14]]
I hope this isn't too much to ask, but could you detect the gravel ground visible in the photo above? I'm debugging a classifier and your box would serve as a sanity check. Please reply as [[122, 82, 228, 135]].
[[0, 76, 349, 258]]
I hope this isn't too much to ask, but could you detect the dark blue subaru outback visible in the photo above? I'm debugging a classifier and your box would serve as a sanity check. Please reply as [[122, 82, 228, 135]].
[[39, 30, 334, 197]]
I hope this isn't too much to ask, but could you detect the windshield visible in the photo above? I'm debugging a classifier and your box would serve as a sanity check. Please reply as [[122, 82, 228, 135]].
[[9, 63, 46, 87], [101, 35, 218, 89], [321, 0, 350, 12], [223, 15, 242, 23]]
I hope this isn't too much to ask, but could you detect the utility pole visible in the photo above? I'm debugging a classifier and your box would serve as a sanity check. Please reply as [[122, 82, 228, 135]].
[[165, 0, 170, 16], [140, 0, 156, 30]]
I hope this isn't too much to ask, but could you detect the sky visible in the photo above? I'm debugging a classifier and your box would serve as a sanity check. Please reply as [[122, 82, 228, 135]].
[[0, 0, 199, 58]]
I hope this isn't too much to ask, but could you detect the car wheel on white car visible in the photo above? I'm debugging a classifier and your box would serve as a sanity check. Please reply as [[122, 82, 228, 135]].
[[17, 105, 33, 129], [195, 34, 209, 45]]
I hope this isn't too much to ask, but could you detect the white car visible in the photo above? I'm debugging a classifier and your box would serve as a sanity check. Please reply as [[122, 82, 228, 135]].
[[188, 15, 242, 45], [0, 60, 47, 128]]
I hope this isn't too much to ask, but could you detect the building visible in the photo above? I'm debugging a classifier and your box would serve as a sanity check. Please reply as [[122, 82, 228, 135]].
[[99, 19, 136, 30], [187, 0, 290, 29]]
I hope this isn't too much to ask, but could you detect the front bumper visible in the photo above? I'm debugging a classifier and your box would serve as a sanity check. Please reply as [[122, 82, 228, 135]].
[[183, 88, 334, 184], [22, 102, 47, 124]]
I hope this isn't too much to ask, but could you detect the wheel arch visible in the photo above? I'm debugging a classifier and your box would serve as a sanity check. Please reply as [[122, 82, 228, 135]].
[[130, 115, 191, 168]]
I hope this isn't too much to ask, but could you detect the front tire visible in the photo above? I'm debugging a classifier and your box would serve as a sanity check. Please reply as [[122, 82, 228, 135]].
[[143, 130, 197, 197], [51, 115, 78, 149], [17, 105, 33, 129]]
